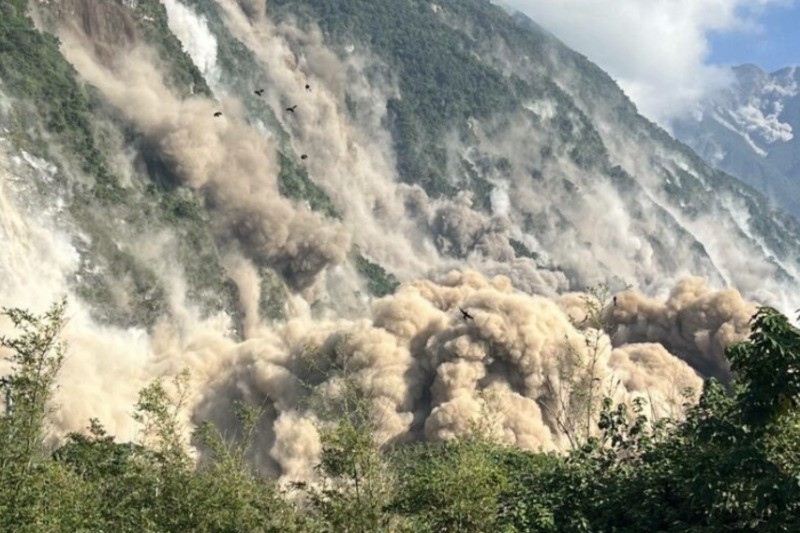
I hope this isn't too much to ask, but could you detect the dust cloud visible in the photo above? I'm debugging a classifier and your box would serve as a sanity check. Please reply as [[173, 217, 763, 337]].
[[0, 0, 771, 485]]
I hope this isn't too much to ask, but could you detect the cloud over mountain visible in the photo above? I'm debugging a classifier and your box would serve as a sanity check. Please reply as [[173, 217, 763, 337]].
[[502, 0, 792, 123]]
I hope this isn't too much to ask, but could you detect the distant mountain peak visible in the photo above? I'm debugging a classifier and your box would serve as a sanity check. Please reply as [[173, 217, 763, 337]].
[[733, 63, 766, 77], [673, 63, 800, 217]]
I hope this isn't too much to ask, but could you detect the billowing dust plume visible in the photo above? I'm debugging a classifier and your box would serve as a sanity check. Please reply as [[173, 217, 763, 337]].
[[27, 268, 746, 482], [55, 5, 349, 291], [154, 270, 731, 477], [606, 277, 756, 380], [0, 0, 767, 487]]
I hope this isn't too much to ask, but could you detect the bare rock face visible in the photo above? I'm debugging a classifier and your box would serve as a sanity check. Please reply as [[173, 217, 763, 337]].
[[45, 0, 139, 63]]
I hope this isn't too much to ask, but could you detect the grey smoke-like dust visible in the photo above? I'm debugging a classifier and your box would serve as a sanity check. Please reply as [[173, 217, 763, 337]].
[[0, 172, 751, 480], [0, 170, 742, 475], [0, 0, 773, 484], [607, 277, 757, 381], [158, 268, 743, 473], [208, 0, 446, 281], [57, 35, 349, 291]]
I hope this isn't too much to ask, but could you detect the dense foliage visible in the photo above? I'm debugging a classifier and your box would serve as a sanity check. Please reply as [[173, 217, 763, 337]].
[[0, 0, 299, 332], [2, 302, 800, 531], [352, 251, 400, 297], [269, 0, 800, 281], [270, 0, 615, 202], [0, 0, 244, 328], [278, 153, 340, 219]]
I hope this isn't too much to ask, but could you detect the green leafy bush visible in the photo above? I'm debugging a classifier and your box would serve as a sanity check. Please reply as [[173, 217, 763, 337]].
[[352, 251, 400, 297]]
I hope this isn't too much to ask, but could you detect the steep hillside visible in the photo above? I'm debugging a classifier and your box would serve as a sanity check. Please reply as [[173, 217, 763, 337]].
[[270, 0, 800, 306], [0, 0, 796, 483], [673, 64, 800, 219]]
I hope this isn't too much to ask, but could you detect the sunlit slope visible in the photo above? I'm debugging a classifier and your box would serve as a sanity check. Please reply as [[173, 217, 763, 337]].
[[269, 0, 800, 307], [0, 0, 795, 475]]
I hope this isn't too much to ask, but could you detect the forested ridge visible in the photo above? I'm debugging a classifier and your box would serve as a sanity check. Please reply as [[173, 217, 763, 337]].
[[1, 300, 799, 531]]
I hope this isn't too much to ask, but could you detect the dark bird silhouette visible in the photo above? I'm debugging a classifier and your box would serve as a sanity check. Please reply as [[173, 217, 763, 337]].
[[459, 307, 474, 321], [300, 154, 308, 160], [613, 296, 617, 307], [286, 105, 298, 113], [213, 111, 223, 117], [305, 84, 311, 92], [254, 89, 265, 96]]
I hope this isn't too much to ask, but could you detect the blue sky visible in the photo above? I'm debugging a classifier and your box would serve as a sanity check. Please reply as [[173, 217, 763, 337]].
[[709, 3, 800, 71]]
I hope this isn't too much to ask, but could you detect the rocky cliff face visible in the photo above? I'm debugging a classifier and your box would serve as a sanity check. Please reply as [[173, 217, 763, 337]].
[[0, 0, 792, 476]]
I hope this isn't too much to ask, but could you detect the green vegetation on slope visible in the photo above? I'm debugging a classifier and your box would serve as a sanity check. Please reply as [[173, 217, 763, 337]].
[[352, 251, 400, 297], [2, 301, 800, 531], [178, 0, 339, 221], [278, 153, 340, 219], [0, 0, 165, 327], [0, 0, 239, 328], [509, 238, 539, 261], [272, 0, 526, 198], [0, 0, 121, 199], [258, 266, 289, 321], [128, 0, 212, 98], [271, 0, 613, 197]]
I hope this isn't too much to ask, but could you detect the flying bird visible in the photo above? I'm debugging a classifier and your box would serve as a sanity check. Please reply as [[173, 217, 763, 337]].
[[305, 84, 311, 92], [300, 154, 308, 160], [459, 307, 474, 321], [213, 111, 223, 117], [286, 105, 298, 113], [254, 89, 265, 96]]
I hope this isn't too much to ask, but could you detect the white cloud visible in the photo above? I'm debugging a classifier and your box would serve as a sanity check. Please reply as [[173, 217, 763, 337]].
[[501, 0, 793, 125]]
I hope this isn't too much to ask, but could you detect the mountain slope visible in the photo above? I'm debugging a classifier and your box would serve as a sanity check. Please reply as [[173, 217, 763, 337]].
[[270, 0, 800, 304], [0, 0, 794, 477], [673, 64, 800, 219]]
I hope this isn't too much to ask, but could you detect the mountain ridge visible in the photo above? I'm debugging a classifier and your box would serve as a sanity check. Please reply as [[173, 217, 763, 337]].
[[673, 63, 800, 219]]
